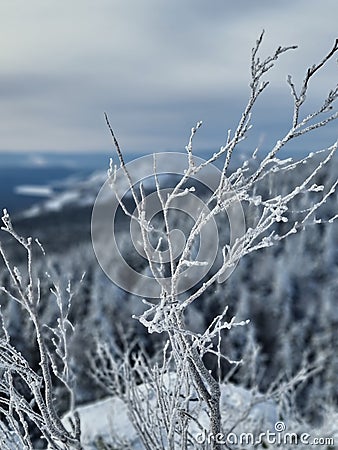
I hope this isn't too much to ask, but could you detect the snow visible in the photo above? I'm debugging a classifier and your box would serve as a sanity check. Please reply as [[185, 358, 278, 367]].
[[62, 397, 139, 449], [21, 171, 107, 217], [59, 380, 277, 449], [14, 185, 53, 197]]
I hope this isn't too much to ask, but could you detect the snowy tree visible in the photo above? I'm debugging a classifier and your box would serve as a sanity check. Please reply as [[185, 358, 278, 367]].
[[92, 32, 338, 449]]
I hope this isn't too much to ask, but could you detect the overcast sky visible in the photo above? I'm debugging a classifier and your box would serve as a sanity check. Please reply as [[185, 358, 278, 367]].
[[0, 0, 337, 156]]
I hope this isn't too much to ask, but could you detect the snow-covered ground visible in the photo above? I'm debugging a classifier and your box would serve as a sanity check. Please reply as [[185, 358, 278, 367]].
[[60, 381, 277, 450]]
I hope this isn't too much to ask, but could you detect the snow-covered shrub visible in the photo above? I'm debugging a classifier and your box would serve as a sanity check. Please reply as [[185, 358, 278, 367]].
[[0, 210, 82, 449], [91, 33, 338, 449]]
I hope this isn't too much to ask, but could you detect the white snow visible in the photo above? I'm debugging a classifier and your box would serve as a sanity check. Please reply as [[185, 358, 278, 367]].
[[62, 397, 139, 449], [14, 185, 53, 197], [58, 380, 277, 449]]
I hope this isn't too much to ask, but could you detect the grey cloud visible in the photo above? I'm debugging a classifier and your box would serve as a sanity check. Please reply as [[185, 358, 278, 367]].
[[0, 0, 337, 152], [0, 73, 80, 100]]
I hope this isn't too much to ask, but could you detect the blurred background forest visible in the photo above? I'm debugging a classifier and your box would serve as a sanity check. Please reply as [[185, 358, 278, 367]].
[[0, 151, 337, 425]]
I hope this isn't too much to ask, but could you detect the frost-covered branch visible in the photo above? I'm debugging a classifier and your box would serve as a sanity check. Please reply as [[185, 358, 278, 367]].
[[104, 33, 338, 450], [0, 210, 82, 449]]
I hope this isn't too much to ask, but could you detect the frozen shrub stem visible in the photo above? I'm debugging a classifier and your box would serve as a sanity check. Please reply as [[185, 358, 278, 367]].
[[104, 32, 338, 449], [0, 211, 82, 449]]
